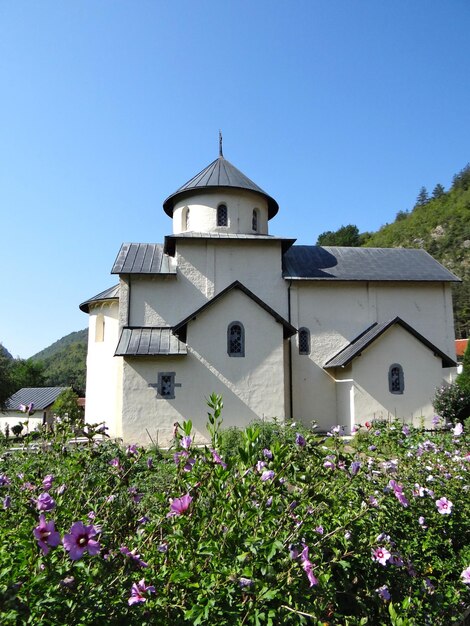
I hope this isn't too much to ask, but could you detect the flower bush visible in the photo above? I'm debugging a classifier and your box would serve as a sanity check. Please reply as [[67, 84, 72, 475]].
[[0, 397, 469, 625]]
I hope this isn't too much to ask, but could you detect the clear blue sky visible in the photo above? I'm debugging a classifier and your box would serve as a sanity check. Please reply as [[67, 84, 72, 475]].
[[1, 1, 469, 358]]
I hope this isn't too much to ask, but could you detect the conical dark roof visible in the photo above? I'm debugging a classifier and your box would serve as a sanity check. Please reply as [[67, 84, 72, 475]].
[[163, 156, 279, 218]]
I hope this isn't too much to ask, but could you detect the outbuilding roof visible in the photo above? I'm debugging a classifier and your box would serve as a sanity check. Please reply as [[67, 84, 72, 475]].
[[162, 156, 279, 219], [283, 246, 461, 282], [324, 317, 456, 369], [173, 280, 296, 341], [5, 387, 68, 411], [79, 284, 120, 313], [115, 327, 187, 357], [111, 243, 176, 275]]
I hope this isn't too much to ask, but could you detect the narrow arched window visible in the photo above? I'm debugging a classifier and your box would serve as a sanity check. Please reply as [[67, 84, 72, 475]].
[[298, 327, 310, 355], [252, 209, 258, 232], [227, 322, 245, 357], [95, 314, 105, 342], [389, 364, 404, 394], [185, 208, 190, 231], [217, 203, 228, 227]]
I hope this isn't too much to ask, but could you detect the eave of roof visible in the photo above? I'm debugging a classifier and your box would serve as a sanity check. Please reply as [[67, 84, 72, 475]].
[[115, 327, 187, 357], [173, 280, 297, 340], [324, 317, 456, 369], [164, 233, 296, 256], [111, 243, 176, 275], [282, 246, 461, 282], [162, 156, 279, 219], [79, 285, 119, 313]]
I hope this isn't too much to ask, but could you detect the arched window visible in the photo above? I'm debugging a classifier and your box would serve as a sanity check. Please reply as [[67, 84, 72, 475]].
[[217, 203, 228, 227], [183, 207, 190, 231], [95, 314, 105, 342], [389, 364, 404, 394], [298, 327, 310, 355], [227, 321, 245, 357], [252, 209, 258, 232]]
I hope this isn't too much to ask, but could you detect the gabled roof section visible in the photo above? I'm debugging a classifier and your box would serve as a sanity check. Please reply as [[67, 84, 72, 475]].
[[111, 243, 176, 275], [5, 387, 68, 411], [115, 328, 187, 357], [163, 156, 279, 219], [79, 284, 119, 313], [164, 233, 295, 256], [173, 280, 297, 340], [324, 317, 456, 369], [283, 246, 461, 282]]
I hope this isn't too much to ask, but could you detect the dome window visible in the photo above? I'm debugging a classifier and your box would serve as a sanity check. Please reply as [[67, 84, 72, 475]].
[[252, 209, 259, 232]]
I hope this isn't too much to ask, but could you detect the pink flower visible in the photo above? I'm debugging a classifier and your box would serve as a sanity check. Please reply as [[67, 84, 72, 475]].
[[461, 567, 470, 585], [435, 497, 453, 515], [63, 521, 101, 560], [33, 515, 61, 555], [128, 578, 155, 605], [168, 493, 192, 517], [372, 546, 391, 566]]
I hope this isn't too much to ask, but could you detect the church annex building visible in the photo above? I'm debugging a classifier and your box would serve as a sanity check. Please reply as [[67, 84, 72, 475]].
[[80, 147, 459, 445]]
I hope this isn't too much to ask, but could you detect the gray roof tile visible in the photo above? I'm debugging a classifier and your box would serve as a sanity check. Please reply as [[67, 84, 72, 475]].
[[5, 387, 68, 411], [115, 328, 187, 357], [111, 243, 176, 275], [282, 246, 460, 282], [79, 285, 119, 313], [163, 156, 279, 218]]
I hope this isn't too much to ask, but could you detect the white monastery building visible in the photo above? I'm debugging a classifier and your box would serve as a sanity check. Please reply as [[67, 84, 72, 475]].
[[80, 145, 459, 445]]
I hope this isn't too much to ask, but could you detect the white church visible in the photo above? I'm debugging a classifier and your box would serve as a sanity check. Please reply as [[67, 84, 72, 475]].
[[80, 144, 459, 445]]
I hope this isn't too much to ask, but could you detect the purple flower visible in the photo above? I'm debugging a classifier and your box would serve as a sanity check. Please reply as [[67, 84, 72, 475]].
[[36, 492, 56, 512], [376, 585, 391, 601], [436, 497, 453, 515], [461, 567, 470, 585], [368, 496, 379, 507], [289, 544, 300, 559], [260, 470, 275, 482], [402, 425, 410, 437], [432, 415, 441, 425], [42, 475, 54, 490], [168, 493, 192, 517], [120, 545, 148, 568], [300, 544, 318, 587], [146, 457, 153, 469], [63, 521, 101, 560], [263, 448, 273, 459], [295, 433, 306, 447], [210, 449, 227, 469], [3, 495, 11, 509], [128, 487, 143, 504], [109, 458, 121, 468], [56, 484, 66, 495], [128, 579, 155, 606], [349, 461, 361, 476], [157, 542, 168, 553], [238, 577, 253, 588], [20, 402, 34, 415], [126, 444, 138, 456], [256, 460, 266, 472], [180, 435, 192, 450], [34, 515, 61, 555], [0, 474, 11, 487], [372, 547, 391, 566], [315, 525, 324, 534]]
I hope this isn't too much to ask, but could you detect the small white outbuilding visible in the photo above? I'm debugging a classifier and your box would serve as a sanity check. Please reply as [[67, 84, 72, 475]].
[[80, 146, 459, 445]]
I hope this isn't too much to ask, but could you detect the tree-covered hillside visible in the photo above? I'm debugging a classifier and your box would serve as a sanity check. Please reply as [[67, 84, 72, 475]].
[[317, 164, 470, 338]]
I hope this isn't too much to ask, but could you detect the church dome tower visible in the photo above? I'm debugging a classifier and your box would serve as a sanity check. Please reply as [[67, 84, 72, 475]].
[[163, 138, 278, 236]]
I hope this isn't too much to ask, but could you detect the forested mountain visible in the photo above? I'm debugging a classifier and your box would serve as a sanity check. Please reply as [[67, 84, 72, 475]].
[[317, 164, 470, 338], [32, 329, 88, 361]]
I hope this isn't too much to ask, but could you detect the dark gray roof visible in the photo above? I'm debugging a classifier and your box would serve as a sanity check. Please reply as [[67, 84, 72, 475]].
[[173, 280, 296, 341], [164, 233, 295, 256], [111, 243, 176, 275], [115, 327, 187, 357], [5, 387, 68, 411], [282, 246, 461, 282], [163, 156, 279, 219], [79, 284, 119, 313], [324, 317, 456, 369]]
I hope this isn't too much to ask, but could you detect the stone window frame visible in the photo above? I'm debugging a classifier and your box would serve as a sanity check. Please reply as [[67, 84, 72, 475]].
[[217, 203, 228, 227], [298, 327, 311, 355], [227, 321, 245, 357], [388, 363, 404, 395]]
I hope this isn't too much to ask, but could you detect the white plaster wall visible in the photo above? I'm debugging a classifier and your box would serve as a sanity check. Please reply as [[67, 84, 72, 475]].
[[129, 240, 288, 327], [84, 301, 123, 437], [121, 289, 287, 446], [341, 324, 453, 427], [0, 413, 44, 434], [289, 281, 455, 431], [172, 189, 269, 235]]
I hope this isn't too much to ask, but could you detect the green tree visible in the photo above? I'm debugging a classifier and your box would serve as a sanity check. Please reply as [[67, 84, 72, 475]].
[[0, 346, 15, 410], [317, 224, 361, 246], [432, 183, 445, 199], [51, 388, 83, 424], [415, 186, 429, 207], [9, 358, 45, 391]]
